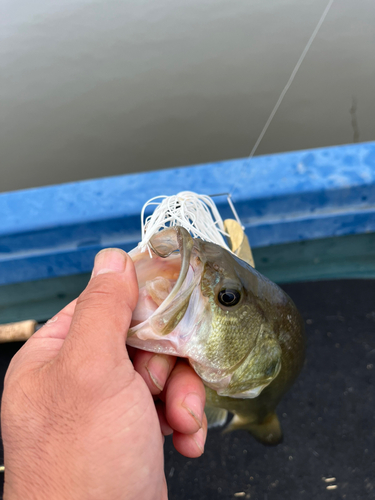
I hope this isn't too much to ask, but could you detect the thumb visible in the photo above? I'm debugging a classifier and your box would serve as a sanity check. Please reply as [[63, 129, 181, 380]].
[[59, 248, 139, 371]]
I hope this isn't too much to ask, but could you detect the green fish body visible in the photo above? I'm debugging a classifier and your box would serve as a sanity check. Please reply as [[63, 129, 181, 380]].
[[128, 225, 305, 444]]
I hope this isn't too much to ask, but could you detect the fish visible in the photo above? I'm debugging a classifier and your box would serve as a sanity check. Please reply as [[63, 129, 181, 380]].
[[127, 222, 305, 445]]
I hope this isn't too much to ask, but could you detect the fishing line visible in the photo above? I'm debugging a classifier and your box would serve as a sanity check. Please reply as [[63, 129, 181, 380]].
[[230, 0, 335, 197]]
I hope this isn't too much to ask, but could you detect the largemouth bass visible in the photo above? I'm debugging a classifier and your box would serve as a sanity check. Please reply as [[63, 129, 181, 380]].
[[128, 224, 305, 445]]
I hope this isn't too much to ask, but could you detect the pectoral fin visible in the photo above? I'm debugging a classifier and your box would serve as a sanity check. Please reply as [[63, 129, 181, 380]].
[[225, 412, 283, 446], [205, 406, 228, 429]]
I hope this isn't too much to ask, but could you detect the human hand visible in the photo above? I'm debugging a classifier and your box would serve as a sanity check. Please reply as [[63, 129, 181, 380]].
[[1, 249, 207, 500]]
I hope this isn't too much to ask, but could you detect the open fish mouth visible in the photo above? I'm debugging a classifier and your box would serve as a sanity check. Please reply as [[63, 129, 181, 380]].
[[127, 227, 206, 353], [127, 225, 282, 399], [147, 226, 195, 311]]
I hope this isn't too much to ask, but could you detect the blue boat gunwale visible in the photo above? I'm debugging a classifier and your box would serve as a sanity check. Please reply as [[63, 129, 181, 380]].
[[0, 141, 374, 287], [1, 141, 375, 233]]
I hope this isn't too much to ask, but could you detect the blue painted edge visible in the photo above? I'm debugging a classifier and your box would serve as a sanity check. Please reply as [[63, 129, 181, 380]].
[[1, 141, 375, 285]]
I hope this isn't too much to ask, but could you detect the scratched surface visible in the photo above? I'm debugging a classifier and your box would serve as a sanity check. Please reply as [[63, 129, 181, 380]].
[[1, 279, 374, 499], [0, 142, 375, 286]]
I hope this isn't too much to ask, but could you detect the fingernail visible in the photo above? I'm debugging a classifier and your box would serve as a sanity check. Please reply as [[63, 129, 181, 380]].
[[92, 248, 127, 277], [146, 355, 170, 392], [182, 393, 204, 428], [193, 427, 205, 454]]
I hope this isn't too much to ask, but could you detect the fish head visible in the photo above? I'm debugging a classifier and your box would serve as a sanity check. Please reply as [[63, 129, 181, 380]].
[[128, 226, 282, 399], [192, 237, 282, 398]]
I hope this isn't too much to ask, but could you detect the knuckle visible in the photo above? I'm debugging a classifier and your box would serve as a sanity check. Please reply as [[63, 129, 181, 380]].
[[78, 274, 127, 310]]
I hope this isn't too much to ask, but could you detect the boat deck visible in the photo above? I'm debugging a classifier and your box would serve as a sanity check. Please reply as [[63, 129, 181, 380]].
[[1, 278, 374, 500]]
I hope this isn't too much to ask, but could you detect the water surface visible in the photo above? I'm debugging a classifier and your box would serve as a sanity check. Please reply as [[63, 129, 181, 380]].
[[1, 0, 374, 192]]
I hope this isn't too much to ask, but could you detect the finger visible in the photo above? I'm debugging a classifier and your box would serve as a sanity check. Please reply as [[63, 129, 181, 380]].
[[4, 300, 79, 378], [60, 249, 138, 369], [33, 299, 77, 340], [173, 413, 207, 458], [132, 350, 176, 395], [164, 360, 206, 435]]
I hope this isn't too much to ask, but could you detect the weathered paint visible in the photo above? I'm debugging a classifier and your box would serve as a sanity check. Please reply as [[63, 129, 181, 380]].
[[0, 141, 374, 292]]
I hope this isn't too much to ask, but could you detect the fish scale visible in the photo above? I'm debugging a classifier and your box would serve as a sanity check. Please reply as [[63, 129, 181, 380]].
[[205, 306, 257, 370]]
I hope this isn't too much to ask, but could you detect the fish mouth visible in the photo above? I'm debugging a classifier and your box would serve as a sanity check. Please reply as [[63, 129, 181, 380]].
[[128, 226, 203, 338], [147, 226, 195, 310]]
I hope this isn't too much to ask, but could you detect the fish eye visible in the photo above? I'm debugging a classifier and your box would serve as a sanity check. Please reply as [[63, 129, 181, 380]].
[[218, 288, 241, 307]]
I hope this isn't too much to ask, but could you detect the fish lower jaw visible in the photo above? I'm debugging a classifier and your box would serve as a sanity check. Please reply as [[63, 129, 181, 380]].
[[203, 377, 269, 399], [201, 375, 232, 394], [218, 384, 267, 399]]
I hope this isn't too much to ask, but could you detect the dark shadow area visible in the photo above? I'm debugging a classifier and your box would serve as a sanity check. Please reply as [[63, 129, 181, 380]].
[[1, 280, 374, 499]]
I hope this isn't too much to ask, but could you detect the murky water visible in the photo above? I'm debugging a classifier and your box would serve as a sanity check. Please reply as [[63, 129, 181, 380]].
[[1, 0, 374, 192]]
